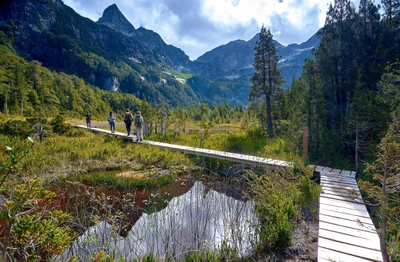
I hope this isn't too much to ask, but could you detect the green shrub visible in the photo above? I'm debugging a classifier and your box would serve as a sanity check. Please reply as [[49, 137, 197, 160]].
[[64, 127, 87, 137], [1, 119, 33, 137], [245, 161, 319, 252], [51, 114, 70, 134]]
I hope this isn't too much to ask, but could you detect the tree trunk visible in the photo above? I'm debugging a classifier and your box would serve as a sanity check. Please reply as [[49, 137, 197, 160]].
[[266, 95, 273, 136], [380, 149, 390, 262], [355, 121, 360, 175]]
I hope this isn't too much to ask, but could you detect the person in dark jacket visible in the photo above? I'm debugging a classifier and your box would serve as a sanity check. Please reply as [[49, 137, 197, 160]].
[[85, 112, 92, 128], [123, 109, 133, 136]]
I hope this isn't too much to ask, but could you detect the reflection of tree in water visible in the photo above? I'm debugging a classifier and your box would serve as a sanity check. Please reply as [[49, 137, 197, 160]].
[[61, 180, 258, 261]]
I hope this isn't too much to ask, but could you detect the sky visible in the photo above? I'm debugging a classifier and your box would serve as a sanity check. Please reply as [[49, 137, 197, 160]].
[[62, 0, 366, 60]]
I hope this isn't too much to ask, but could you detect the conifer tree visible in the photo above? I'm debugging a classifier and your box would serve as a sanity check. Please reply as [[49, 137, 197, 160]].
[[249, 25, 284, 137], [360, 116, 400, 261]]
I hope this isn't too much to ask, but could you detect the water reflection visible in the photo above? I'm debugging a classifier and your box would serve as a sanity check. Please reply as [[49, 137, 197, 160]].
[[61, 181, 258, 261]]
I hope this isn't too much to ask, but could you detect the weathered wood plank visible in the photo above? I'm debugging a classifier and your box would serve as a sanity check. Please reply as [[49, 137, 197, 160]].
[[320, 204, 372, 219], [319, 228, 380, 251], [321, 195, 365, 208], [321, 175, 358, 184], [321, 179, 359, 188], [321, 189, 363, 202], [320, 196, 369, 212], [319, 214, 376, 233], [321, 182, 359, 192], [321, 184, 361, 194], [321, 180, 360, 190], [330, 168, 342, 174], [318, 237, 383, 261], [320, 189, 361, 201], [321, 172, 358, 180], [322, 167, 333, 173], [315, 166, 325, 172], [319, 221, 380, 241], [319, 208, 374, 226], [318, 246, 381, 262], [339, 170, 352, 176]]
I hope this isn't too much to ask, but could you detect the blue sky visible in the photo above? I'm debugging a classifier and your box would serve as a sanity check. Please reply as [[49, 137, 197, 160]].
[[63, 0, 378, 60]]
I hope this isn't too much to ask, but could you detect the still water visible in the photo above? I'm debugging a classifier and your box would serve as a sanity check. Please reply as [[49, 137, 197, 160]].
[[60, 179, 259, 261]]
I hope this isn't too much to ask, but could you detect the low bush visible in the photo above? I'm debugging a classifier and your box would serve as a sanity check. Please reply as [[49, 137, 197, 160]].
[[245, 160, 320, 251]]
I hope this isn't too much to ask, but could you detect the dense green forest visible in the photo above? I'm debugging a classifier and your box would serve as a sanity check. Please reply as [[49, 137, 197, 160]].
[[248, 0, 400, 170]]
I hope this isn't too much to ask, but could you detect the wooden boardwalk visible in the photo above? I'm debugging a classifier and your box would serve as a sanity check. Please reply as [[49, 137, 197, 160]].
[[75, 125, 290, 168], [76, 125, 383, 261], [316, 166, 383, 262]]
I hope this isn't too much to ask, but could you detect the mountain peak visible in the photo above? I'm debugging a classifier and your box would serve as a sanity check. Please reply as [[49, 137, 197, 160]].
[[97, 4, 135, 34]]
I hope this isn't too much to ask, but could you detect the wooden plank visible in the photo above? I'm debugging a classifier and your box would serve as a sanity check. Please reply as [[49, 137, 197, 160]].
[[321, 188, 362, 201], [319, 221, 380, 241], [321, 192, 365, 205], [321, 180, 359, 190], [321, 181, 359, 190], [321, 183, 359, 192], [321, 183, 361, 193], [319, 208, 374, 226], [322, 167, 333, 173], [319, 228, 380, 251], [340, 170, 352, 176], [321, 184, 360, 194], [321, 188, 361, 200], [315, 166, 325, 172], [318, 237, 383, 261], [321, 174, 358, 184], [320, 204, 372, 219], [318, 246, 381, 262], [320, 196, 369, 213], [330, 168, 342, 174], [321, 182, 360, 192], [319, 214, 377, 233], [321, 171, 357, 179]]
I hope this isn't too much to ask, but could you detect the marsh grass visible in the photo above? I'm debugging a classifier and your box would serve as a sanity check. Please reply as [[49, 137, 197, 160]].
[[0, 129, 193, 184], [73, 170, 174, 189]]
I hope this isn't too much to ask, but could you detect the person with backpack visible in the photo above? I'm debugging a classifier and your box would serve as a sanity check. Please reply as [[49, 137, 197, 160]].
[[85, 112, 92, 129], [124, 109, 133, 136], [135, 111, 144, 142], [108, 112, 116, 133]]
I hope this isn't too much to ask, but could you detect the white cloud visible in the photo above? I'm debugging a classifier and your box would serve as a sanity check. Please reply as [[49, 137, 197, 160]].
[[62, 0, 375, 60]]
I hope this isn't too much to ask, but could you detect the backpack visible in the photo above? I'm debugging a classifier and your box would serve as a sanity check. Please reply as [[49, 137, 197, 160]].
[[135, 114, 142, 127], [124, 113, 132, 123]]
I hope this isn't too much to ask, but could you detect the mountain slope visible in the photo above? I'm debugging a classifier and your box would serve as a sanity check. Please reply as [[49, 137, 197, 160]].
[[191, 33, 319, 89], [0, 0, 200, 107], [0, 0, 319, 108]]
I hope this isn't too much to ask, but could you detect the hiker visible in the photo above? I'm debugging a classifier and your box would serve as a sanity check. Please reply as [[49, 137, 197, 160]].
[[124, 109, 133, 136], [135, 111, 144, 142], [85, 112, 91, 128], [108, 112, 116, 133]]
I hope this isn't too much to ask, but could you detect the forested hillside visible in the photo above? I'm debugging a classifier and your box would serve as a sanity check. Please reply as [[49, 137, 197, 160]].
[[0, 43, 143, 119]]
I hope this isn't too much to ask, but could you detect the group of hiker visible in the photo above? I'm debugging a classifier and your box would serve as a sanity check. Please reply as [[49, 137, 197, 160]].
[[85, 109, 145, 142], [122, 109, 144, 142]]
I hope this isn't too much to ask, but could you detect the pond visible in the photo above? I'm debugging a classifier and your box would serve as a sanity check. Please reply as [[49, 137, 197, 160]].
[[59, 177, 259, 261]]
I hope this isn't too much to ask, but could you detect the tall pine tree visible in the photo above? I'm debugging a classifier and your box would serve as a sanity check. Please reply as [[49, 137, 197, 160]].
[[249, 25, 284, 137]]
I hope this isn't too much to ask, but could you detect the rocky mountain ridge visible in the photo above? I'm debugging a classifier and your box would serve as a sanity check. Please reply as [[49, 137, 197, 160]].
[[0, 0, 319, 106]]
